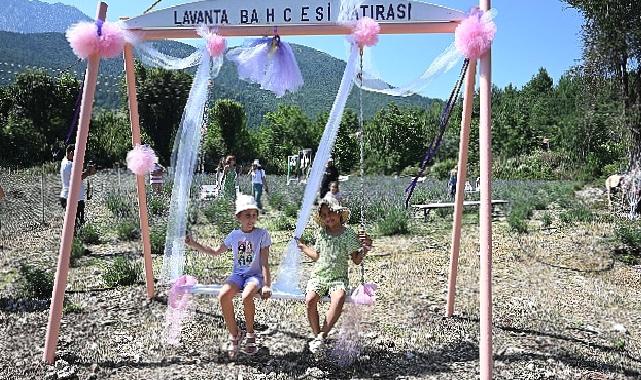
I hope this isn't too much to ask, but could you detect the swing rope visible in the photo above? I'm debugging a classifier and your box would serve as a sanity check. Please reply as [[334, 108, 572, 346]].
[[358, 47, 366, 285]]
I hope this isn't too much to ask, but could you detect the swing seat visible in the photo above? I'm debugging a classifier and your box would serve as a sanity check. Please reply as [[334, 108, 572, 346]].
[[180, 284, 352, 303]]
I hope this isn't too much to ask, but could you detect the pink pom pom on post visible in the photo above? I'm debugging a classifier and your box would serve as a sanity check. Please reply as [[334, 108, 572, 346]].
[[98, 21, 126, 58], [66, 21, 126, 59], [206, 33, 227, 57], [126, 144, 158, 176], [455, 8, 496, 60], [66, 22, 99, 59], [352, 17, 380, 48]]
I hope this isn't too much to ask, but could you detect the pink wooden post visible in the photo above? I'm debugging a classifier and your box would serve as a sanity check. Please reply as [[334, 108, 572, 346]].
[[445, 59, 478, 317], [478, 0, 494, 378], [43, 1, 107, 364], [123, 42, 155, 299]]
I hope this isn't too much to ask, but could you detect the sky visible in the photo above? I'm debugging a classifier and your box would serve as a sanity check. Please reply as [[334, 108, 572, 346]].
[[41, 0, 585, 100]]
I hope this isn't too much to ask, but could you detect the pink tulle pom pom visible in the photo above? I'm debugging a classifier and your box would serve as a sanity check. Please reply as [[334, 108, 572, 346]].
[[126, 144, 158, 176], [455, 8, 496, 60], [352, 17, 380, 48], [206, 33, 226, 57], [350, 283, 377, 306], [98, 21, 126, 58], [168, 275, 198, 309], [66, 22, 99, 59], [66, 21, 126, 59]]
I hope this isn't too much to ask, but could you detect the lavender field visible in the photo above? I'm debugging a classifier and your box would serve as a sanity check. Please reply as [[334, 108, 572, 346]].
[[0, 171, 640, 379]]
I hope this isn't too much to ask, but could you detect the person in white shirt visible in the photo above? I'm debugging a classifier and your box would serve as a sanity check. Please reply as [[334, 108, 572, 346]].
[[59, 144, 96, 228], [250, 159, 269, 212]]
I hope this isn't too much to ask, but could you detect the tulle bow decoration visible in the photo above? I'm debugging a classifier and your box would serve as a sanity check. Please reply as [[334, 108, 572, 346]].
[[168, 275, 198, 309], [126, 144, 158, 176], [454, 7, 497, 60], [66, 20, 128, 59], [350, 282, 377, 306], [226, 36, 304, 97], [196, 25, 226, 58]]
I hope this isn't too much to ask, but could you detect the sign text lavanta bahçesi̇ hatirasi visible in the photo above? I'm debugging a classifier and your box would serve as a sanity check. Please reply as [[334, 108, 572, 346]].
[[173, 2, 414, 25]]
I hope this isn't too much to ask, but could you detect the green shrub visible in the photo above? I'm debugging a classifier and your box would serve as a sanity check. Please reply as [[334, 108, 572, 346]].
[[77, 223, 100, 245], [272, 215, 295, 231], [283, 203, 299, 218], [203, 198, 236, 235], [102, 257, 141, 287], [269, 192, 287, 211], [559, 205, 594, 224], [150, 226, 166, 255], [508, 204, 531, 233], [147, 195, 167, 216], [430, 159, 457, 180], [610, 221, 641, 265], [541, 212, 552, 228], [106, 193, 133, 218], [18, 265, 53, 299], [116, 220, 140, 241], [300, 228, 317, 245], [70, 237, 86, 266], [376, 208, 409, 236]]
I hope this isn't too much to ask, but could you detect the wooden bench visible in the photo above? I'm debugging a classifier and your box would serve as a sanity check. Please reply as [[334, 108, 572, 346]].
[[411, 200, 509, 221]]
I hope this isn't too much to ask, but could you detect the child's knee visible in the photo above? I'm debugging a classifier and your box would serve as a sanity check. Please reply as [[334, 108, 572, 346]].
[[305, 293, 319, 307]]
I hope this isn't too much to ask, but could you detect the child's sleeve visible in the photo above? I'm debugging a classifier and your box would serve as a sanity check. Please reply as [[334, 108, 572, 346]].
[[346, 228, 361, 255], [223, 231, 236, 249], [261, 230, 272, 248]]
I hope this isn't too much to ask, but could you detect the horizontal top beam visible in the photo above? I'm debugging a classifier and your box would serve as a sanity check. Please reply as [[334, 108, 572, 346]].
[[121, 0, 464, 39]]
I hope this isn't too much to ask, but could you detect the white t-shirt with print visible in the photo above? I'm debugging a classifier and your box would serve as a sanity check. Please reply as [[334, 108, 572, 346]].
[[224, 228, 272, 276], [60, 158, 86, 201]]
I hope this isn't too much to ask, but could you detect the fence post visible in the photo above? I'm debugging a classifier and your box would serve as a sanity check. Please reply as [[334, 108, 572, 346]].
[[41, 164, 46, 225]]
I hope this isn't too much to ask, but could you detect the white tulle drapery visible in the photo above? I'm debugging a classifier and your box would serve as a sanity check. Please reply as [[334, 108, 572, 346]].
[[272, 44, 360, 294]]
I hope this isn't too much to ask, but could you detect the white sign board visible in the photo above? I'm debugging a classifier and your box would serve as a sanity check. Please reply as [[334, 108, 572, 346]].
[[124, 0, 465, 29]]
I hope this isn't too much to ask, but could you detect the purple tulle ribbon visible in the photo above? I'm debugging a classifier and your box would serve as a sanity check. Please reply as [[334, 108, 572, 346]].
[[226, 35, 304, 97], [95, 19, 103, 36], [405, 58, 470, 208]]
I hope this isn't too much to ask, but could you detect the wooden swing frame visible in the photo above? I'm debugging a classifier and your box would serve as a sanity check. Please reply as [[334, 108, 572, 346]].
[[43, 1, 495, 378]]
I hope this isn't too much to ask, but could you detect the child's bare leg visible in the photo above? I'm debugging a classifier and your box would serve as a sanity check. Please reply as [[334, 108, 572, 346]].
[[321, 288, 346, 337], [218, 283, 241, 336], [305, 292, 321, 335], [241, 282, 260, 333]]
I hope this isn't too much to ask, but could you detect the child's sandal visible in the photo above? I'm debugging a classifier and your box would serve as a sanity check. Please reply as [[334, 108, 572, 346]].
[[227, 330, 244, 359], [243, 333, 258, 355]]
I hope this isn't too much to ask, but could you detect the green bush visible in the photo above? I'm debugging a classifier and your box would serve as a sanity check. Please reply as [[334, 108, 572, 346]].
[[70, 237, 86, 266], [300, 228, 317, 246], [18, 265, 53, 299], [77, 223, 100, 245], [150, 226, 166, 255], [147, 195, 167, 216], [559, 205, 594, 224], [102, 257, 141, 287], [268, 192, 287, 211], [541, 212, 552, 228], [203, 198, 236, 235], [614, 222, 641, 264], [508, 204, 532, 233], [116, 220, 140, 241], [106, 193, 133, 218], [430, 159, 457, 180], [283, 203, 299, 218], [376, 208, 409, 236], [272, 215, 295, 231]]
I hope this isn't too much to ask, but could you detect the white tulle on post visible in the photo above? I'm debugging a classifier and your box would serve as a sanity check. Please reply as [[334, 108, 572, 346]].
[[273, 44, 360, 294], [160, 49, 223, 283]]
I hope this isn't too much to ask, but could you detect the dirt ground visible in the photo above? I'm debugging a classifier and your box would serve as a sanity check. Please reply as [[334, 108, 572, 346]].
[[0, 177, 640, 380]]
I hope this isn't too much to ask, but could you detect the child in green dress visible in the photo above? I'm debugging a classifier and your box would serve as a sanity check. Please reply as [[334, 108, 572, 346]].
[[296, 195, 372, 354]]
